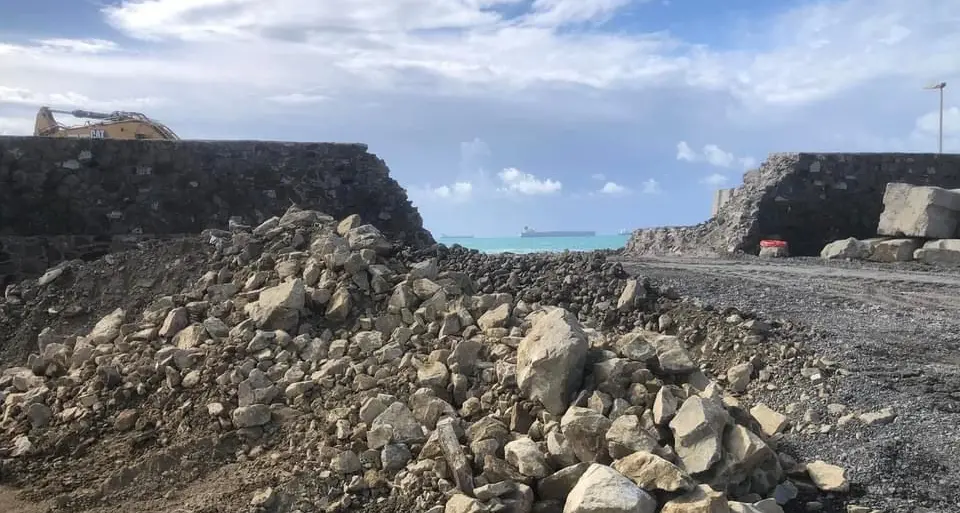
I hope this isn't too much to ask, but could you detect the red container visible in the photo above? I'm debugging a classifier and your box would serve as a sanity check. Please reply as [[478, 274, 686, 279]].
[[759, 239, 788, 248]]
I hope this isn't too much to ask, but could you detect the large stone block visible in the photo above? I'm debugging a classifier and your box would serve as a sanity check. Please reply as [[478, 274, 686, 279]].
[[914, 239, 960, 266], [877, 183, 960, 239], [868, 238, 921, 262]]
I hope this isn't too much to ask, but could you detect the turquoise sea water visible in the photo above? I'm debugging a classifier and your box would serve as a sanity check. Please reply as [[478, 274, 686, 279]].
[[436, 235, 629, 254]]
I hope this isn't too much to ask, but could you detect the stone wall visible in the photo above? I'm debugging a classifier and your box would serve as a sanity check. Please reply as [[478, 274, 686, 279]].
[[0, 137, 433, 282], [626, 152, 960, 257]]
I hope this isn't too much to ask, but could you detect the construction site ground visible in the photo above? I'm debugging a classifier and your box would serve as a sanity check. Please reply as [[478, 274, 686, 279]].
[[618, 254, 960, 513], [2, 240, 959, 512]]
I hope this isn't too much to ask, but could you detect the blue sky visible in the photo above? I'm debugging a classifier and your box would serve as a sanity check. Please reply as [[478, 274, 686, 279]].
[[1, 0, 958, 237]]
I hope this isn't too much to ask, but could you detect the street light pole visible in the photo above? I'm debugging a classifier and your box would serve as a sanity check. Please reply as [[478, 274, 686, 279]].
[[924, 81, 947, 154]]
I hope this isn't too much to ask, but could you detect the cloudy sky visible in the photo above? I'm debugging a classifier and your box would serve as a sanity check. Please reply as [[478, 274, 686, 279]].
[[1, 0, 958, 237]]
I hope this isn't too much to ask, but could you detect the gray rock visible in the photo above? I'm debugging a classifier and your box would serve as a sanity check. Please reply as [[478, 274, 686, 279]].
[[537, 462, 590, 501], [332, 450, 363, 474], [820, 238, 871, 260], [504, 437, 552, 478], [245, 279, 305, 332], [660, 484, 728, 513], [644, 332, 697, 373], [516, 309, 588, 416], [669, 396, 730, 474], [477, 303, 511, 331], [605, 414, 661, 460], [877, 182, 960, 239], [869, 238, 921, 262], [371, 402, 426, 444], [613, 451, 694, 493], [232, 405, 272, 428], [616, 279, 640, 312], [560, 407, 612, 463], [727, 362, 753, 393], [381, 444, 413, 471], [615, 332, 657, 362], [563, 464, 656, 513]]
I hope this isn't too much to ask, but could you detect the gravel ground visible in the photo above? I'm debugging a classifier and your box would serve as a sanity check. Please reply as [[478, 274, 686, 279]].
[[619, 254, 960, 513]]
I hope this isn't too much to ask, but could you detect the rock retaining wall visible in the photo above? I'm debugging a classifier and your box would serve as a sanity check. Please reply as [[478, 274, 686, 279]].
[[626, 152, 960, 257], [0, 137, 432, 282]]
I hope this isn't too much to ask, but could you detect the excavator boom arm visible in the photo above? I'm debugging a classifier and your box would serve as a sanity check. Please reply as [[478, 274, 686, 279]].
[[33, 106, 179, 140]]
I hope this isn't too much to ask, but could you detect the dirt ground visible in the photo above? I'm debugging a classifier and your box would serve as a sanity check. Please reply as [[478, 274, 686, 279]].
[[620, 255, 960, 513]]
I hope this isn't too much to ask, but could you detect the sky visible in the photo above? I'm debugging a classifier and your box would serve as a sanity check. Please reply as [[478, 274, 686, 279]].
[[1, 0, 959, 237]]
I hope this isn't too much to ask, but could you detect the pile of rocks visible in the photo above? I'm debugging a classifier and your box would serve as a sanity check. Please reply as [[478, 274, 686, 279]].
[[0, 207, 852, 513], [821, 182, 960, 265]]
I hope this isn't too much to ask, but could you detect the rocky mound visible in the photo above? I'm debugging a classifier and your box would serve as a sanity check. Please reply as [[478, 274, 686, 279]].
[[625, 154, 801, 257], [0, 207, 855, 513]]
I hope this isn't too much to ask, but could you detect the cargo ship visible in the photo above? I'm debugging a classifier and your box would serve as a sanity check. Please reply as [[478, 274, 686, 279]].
[[520, 226, 596, 238]]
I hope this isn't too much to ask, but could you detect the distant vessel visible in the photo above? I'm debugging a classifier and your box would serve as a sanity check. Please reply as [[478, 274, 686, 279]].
[[521, 226, 596, 238], [439, 234, 474, 239], [618, 229, 630, 235]]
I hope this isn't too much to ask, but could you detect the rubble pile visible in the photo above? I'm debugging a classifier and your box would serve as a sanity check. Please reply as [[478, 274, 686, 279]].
[[822, 182, 960, 265], [0, 207, 853, 513]]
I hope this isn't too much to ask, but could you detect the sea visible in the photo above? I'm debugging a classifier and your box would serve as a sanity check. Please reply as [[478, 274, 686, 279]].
[[436, 235, 630, 254]]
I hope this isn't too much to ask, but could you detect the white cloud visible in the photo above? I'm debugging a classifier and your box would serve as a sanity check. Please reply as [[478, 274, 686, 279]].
[[676, 141, 756, 169], [591, 173, 606, 181], [266, 93, 330, 104], [702, 144, 734, 167], [915, 106, 960, 137], [0, 85, 164, 112], [0, 116, 33, 136], [0, 0, 957, 120], [32, 38, 118, 54], [676, 141, 697, 162], [498, 167, 562, 195], [599, 181, 629, 195], [525, 0, 636, 27], [641, 178, 662, 194], [701, 173, 728, 186], [413, 181, 474, 203]]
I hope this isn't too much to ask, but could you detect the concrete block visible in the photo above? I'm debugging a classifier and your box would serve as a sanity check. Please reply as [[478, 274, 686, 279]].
[[868, 238, 921, 262], [759, 246, 788, 258], [821, 238, 871, 260], [877, 183, 960, 239], [914, 247, 960, 266], [922, 239, 960, 251]]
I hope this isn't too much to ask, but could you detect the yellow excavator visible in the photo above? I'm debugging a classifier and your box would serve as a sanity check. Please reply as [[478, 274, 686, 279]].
[[33, 106, 180, 140]]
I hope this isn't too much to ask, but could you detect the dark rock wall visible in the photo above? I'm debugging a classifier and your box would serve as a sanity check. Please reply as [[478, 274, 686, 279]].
[[0, 137, 433, 281], [626, 152, 960, 257]]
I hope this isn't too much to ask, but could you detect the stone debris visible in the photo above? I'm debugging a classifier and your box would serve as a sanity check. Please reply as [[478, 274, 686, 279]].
[[0, 206, 852, 513], [805, 460, 850, 493]]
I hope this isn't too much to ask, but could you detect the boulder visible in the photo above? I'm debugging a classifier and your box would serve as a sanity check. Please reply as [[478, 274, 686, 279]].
[[561, 407, 612, 463], [806, 460, 849, 492], [613, 451, 695, 493], [504, 437, 552, 478], [563, 464, 656, 513], [877, 182, 960, 238], [516, 309, 588, 416], [914, 240, 960, 266], [820, 238, 870, 260], [868, 238, 921, 262], [669, 396, 730, 474], [660, 484, 729, 513], [245, 279, 305, 332]]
